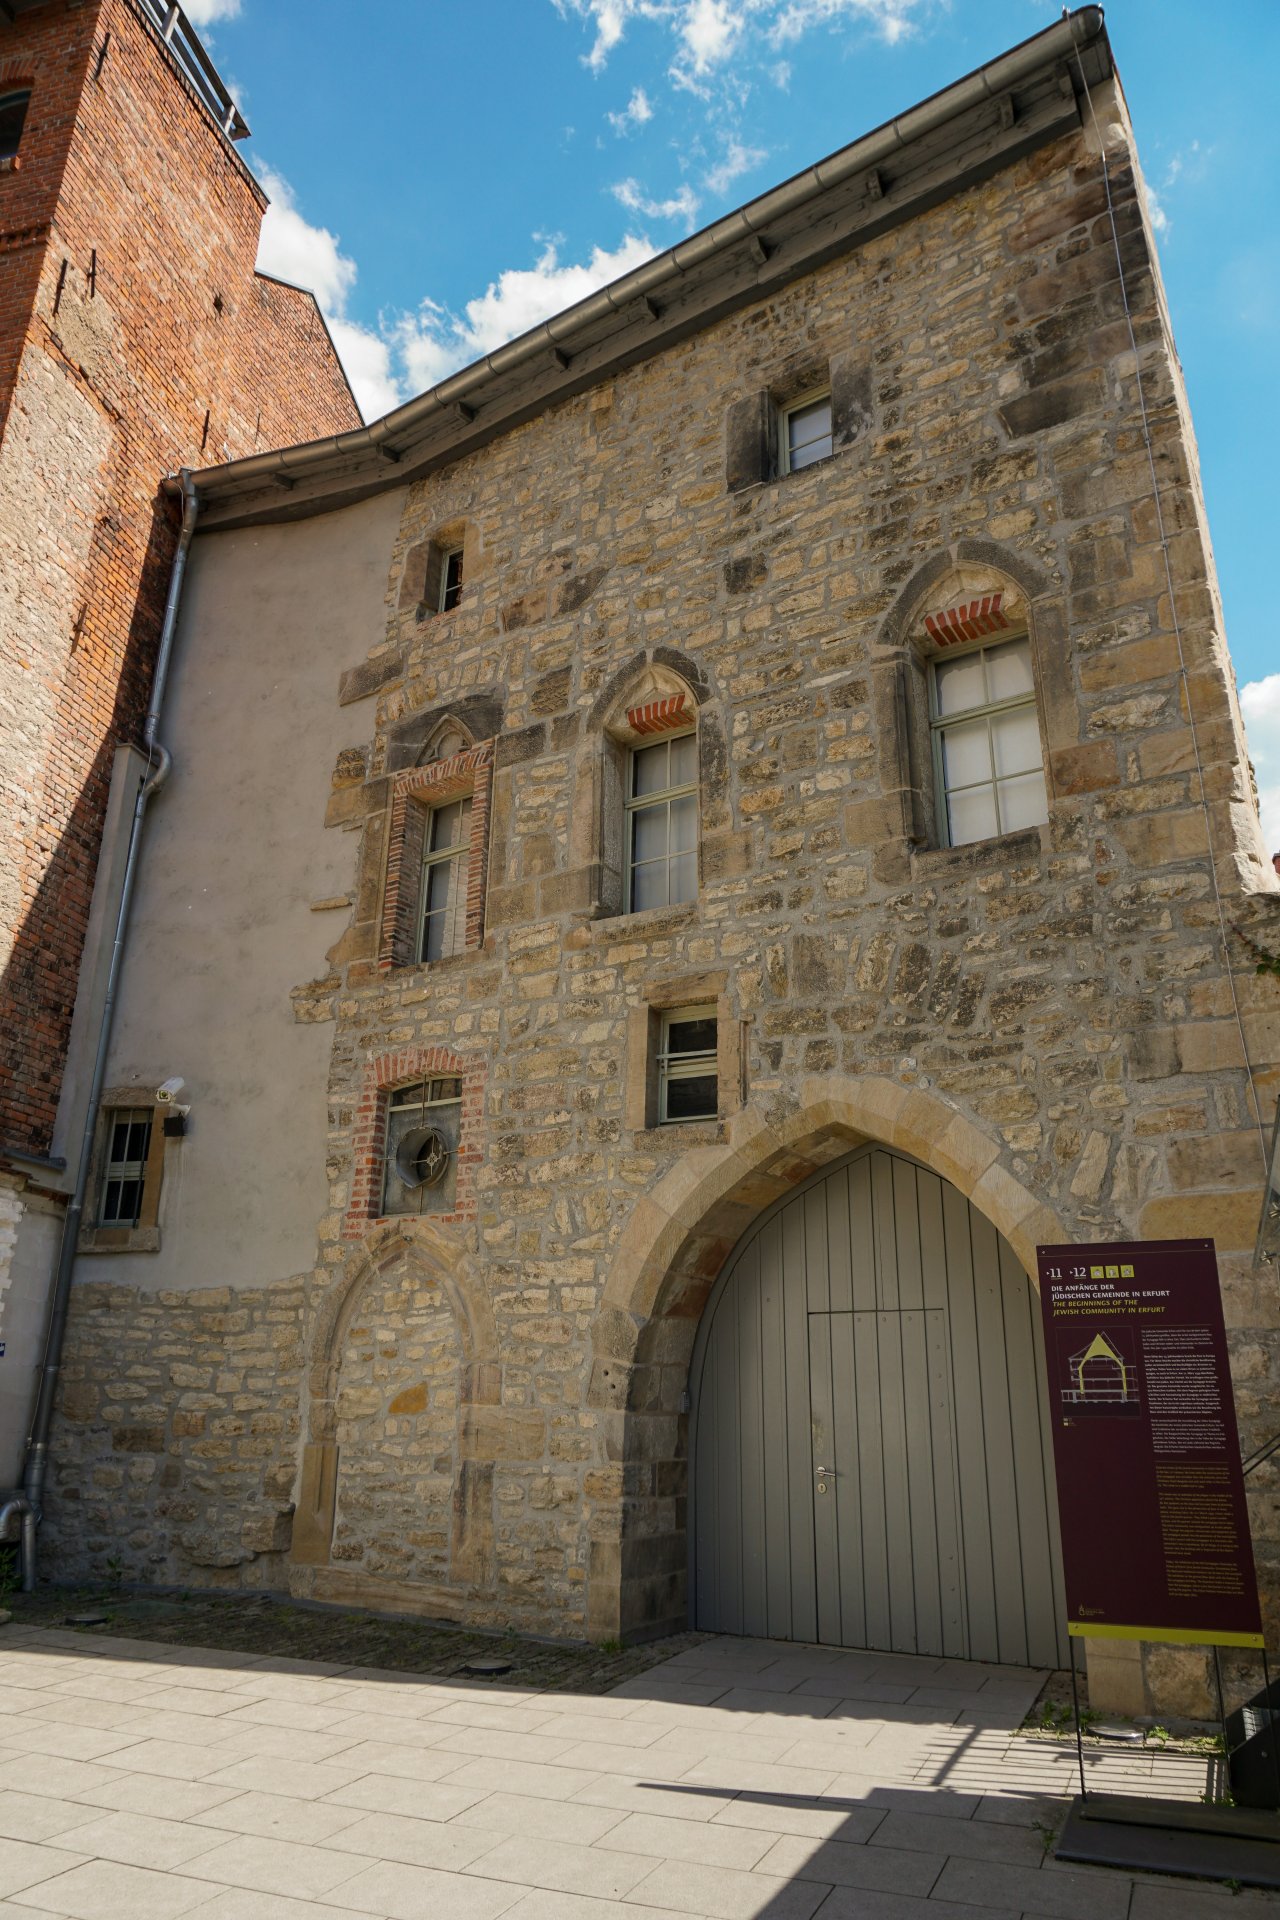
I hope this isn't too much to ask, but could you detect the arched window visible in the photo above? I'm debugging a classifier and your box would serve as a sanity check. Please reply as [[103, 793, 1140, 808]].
[[930, 632, 1048, 846], [599, 671, 700, 917], [380, 723, 493, 970], [903, 572, 1049, 851]]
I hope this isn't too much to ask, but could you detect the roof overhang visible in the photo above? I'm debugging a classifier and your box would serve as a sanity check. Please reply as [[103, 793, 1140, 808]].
[[184, 6, 1112, 534]]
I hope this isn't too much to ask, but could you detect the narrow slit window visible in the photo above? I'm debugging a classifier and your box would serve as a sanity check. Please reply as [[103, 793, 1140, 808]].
[[418, 797, 472, 963], [657, 1008, 718, 1124], [0, 91, 31, 164], [100, 1108, 153, 1228], [626, 731, 697, 913], [780, 392, 832, 474], [440, 547, 464, 612], [930, 635, 1048, 848], [382, 1078, 463, 1216]]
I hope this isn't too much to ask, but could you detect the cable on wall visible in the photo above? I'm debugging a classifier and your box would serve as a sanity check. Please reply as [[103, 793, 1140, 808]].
[[1071, 47, 1269, 1178]]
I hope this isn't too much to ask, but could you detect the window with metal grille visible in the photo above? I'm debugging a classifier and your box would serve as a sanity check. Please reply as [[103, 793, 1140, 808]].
[[779, 391, 832, 474], [382, 1078, 462, 1216], [439, 547, 464, 612], [930, 635, 1048, 848], [418, 797, 472, 963], [99, 1109, 154, 1228], [657, 1008, 718, 1124], [0, 91, 31, 164], [626, 731, 697, 913]]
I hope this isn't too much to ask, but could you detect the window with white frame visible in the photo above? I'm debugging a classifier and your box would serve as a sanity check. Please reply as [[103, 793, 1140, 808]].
[[438, 547, 464, 612], [930, 635, 1048, 848], [626, 731, 698, 912], [418, 797, 472, 962], [382, 1078, 462, 1216], [779, 391, 833, 475], [99, 1108, 155, 1228], [657, 1008, 718, 1124]]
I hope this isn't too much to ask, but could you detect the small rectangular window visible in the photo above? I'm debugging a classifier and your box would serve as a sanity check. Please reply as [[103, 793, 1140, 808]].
[[657, 1008, 718, 1124], [439, 547, 464, 612], [100, 1108, 154, 1228], [930, 636, 1048, 848], [0, 91, 31, 165], [780, 391, 833, 475], [383, 1077, 463, 1215], [626, 731, 697, 913], [418, 797, 472, 963]]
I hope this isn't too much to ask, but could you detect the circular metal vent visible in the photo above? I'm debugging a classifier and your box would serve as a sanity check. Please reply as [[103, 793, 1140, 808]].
[[395, 1125, 452, 1189]]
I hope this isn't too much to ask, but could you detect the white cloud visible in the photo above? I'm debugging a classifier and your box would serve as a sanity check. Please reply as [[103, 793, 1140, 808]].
[[677, 0, 742, 76], [255, 159, 664, 420], [255, 165, 356, 315], [612, 176, 701, 229], [255, 164, 391, 421], [705, 137, 766, 196], [553, 0, 927, 83], [395, 233, 661, 395], [608, 86, 654, 133], [182, 0, 241, 23], [1146, 185, 1169, 236], [1241, 675, 1280, 855], [324, 318, 402, 422]]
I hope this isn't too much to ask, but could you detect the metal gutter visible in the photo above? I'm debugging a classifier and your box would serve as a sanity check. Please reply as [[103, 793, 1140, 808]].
[[20, 474, 200, 1549], [187, 7, 1108, 523]]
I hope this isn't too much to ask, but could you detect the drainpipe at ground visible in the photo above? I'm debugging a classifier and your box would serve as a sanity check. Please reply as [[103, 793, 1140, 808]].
[[20, 471, 200, 1555]]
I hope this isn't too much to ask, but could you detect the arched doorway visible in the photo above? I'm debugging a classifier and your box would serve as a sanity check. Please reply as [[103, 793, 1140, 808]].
[[690, 1143, 1067, 1667]]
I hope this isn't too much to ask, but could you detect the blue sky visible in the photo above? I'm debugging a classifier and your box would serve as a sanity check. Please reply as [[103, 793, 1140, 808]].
[[187, 0, 1279, 845]]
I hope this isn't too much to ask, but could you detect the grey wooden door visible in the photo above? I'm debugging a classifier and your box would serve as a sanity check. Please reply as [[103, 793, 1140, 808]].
[[690, 1146, 1067, 1666]]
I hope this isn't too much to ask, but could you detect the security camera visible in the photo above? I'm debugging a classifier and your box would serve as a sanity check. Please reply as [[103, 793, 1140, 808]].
[[156, 1077, 186, 1104]]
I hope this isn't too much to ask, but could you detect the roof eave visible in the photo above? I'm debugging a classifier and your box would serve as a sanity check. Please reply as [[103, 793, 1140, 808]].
[[187, 6, 1112, 533]]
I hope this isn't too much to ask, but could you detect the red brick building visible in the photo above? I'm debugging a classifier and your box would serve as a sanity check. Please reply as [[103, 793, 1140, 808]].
[[0, 0, 359, 1162]]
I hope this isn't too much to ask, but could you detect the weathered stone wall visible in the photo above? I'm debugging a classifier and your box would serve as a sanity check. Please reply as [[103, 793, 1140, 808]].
[[47, 92, 1280, 1716]]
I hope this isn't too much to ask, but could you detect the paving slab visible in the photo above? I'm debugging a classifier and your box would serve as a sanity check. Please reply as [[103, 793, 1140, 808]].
[[2, 1625, 1266, 1920]]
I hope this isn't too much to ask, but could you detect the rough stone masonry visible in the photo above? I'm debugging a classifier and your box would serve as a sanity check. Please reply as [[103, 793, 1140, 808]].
[[37, 14, 1280, 1718]]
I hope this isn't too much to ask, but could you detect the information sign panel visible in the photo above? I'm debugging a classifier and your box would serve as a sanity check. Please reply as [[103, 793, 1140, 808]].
[[1037, 1238, 1262, 1647]]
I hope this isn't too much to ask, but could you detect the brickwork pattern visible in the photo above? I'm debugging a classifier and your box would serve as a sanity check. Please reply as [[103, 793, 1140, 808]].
[[379, 741, 495, 969], [343, 1045, 487, 1237], [44, 112, 1280, 1707], [0, 0, 360, 1151]]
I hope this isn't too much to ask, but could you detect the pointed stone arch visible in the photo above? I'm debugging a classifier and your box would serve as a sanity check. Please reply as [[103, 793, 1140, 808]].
[[585, 1073, 1066, 1638], [290, 1216, 500, 1587]]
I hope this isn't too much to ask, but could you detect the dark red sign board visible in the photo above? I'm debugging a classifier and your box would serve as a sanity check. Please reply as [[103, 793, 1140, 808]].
[[1037, 1238, 1262, 1647]]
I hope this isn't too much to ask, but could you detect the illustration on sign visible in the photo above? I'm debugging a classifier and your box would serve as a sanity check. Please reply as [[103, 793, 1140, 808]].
[[1062, 1330, 1140, 1415], [1037, 1238, 1263, 1649]]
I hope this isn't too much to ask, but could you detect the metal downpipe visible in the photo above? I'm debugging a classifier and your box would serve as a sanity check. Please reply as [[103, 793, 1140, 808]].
[[0, 1499, 36, 1593], [20, 471, 199, 1549]]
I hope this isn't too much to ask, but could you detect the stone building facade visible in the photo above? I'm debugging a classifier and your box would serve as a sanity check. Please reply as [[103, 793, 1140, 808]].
[[35, 11, 1280, 1715], [0, 0, 359, 1472]]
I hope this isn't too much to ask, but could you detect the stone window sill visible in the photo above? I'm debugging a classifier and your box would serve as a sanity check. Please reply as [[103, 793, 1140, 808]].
[[78, 1225, 160, 1254], [634, 1120, 727, 1149], [910, 825, 1045, 879], [592, 900, 699, 941]]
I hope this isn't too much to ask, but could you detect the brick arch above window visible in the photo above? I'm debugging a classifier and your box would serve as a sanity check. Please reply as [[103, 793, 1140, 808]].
[[379, 738, 494, 971], [343, 1044, 486, 1238]]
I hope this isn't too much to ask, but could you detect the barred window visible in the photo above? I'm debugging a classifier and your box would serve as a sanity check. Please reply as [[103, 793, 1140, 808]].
[[657, 1008, 718, 1124], [99, 1108, 154, 1228]]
